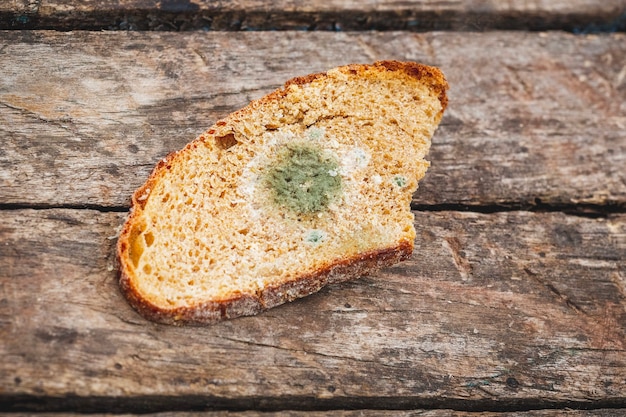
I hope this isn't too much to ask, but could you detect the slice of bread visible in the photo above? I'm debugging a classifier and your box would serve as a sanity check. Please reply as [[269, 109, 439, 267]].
[[117, 61, 448, 325]]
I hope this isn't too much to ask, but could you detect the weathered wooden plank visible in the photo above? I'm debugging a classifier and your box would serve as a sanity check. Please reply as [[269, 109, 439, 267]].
[[3, 410, 626, 417], [1, 209, 624, 411], [1, 0, 625, 31], [1, 31, 624, 209]]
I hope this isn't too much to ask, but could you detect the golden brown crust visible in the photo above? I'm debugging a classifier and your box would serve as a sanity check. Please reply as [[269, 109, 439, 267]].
[[117, 60, 447, 325], [373, 60, 448, 109], [219, 60, 448, 134], [118, 240, 413, 326]]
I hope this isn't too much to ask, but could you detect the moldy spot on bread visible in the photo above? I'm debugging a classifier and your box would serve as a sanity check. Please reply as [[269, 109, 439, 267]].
[[263, 143, 342, 215], [393, 175, 407, 188], [305, 229, 326, 245]]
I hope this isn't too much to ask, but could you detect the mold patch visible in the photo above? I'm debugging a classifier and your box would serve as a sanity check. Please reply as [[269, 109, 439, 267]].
[[305, 229, 326, 245], [393, 175, 407, 188], [263, 143, 342, 215]]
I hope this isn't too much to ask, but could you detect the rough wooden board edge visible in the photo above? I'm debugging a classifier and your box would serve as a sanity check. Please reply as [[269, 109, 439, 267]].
[[1, 0, 625, 31]]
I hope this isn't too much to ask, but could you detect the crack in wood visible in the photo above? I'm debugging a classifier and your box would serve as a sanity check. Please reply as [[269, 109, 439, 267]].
[[1, 202, 625, 218], [214, 335, 413, 369], [0, 100, 86, 141], [524, 267, 588, 316], [0, 203, 131, 212], [411, 202, 626, 218], [443, 236, 472, 281], [524, 270, 626, 351], [3, 393, 626, 414]]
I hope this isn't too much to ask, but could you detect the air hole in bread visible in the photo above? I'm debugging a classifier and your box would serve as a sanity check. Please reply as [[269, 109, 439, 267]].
[[143, 264, 152, 274], [129, 240, 143, 268], [144, 231, 155, 247], [128, 222, 146, 268], [215, 133, 238, 150]]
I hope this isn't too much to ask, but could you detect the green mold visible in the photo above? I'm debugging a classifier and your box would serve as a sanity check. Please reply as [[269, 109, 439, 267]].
[[393, 175, 407, 188], [305, 229, 326, 244], [264, 143, 341, 215]]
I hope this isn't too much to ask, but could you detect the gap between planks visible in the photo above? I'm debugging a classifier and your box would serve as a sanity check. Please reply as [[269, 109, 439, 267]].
[[0, 202, 624, 219], [2, 394, 626, 414], [2, 411, 626, 417]]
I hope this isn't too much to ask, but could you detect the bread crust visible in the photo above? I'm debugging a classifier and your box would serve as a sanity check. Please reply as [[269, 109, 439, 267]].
[[119, 240, 412, 325], [284, 60, 448, 110], [117, 60, 447, 325]]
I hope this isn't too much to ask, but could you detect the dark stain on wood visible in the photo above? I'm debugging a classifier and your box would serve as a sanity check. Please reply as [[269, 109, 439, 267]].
[[34, 326, 79, 345]]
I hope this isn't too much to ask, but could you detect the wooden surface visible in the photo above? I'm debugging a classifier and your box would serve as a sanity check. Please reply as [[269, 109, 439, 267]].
[[1, 1, 626, 415], [2, 412, 626, 417], [1, 209, 625, 412], [2, 31, 625, 209], [2, 0, 625, 31]]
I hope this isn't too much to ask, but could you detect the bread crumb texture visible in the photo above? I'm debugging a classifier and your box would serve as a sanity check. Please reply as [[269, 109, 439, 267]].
[[118, 61, 448, 324]]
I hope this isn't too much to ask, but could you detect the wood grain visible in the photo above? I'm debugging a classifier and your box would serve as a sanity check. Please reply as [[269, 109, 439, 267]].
[[3, 0, 625, 415], [1, 209, 624, 411], [3, 411, 625, 417], [2, 0, 625, 31], [0, 31, 624, 209]]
